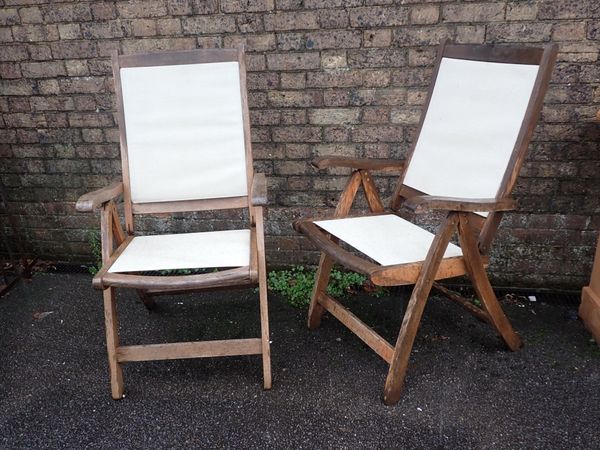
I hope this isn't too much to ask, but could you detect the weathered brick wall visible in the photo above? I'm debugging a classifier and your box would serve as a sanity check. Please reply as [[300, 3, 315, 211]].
[[1, 1, 599, 288]]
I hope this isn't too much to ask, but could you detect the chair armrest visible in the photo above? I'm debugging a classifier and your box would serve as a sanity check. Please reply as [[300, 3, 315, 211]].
[[251, 173, 267, 206], [76, 181, 124, 212], [312, 157, 405, 172], [404, 195, 517, 214]]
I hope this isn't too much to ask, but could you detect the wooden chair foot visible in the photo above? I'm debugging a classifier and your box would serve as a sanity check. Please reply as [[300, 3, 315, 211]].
[[110, 369, 125, 400], [382, 381, 403, 406]]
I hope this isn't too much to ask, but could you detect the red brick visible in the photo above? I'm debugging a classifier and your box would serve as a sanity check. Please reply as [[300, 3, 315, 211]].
[[117, 1, 167, 18], [21, 61, 66, 78], [43, 3, 92, 22], [442, 3, 505, 23], [50, 41, 97, 59], [487, 23, 553, 43], [191, 0, 220, 14], [272, 126, 322, 142], [264, 12, 319, 31], [351, 125, 403, 142], [0, 62, 21, 78], [181, 15, 236, 34], [0, 9, 20, 26], [363, 29, 392, 48], [12, 24, 59, 42], [91, 2, 117, 20], [267, 52, 320, 70], [268, 90, 322, 107], [0, 44, 28, 61], [411, 5, 439, 25], [224, 34, 276, 52], [349, 7, 409, 27], [221, 0, 275, 13], [309, 108, 360, 125], [121, 37, 196, 54]]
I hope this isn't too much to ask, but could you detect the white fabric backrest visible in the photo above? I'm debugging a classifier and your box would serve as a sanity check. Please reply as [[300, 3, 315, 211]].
[[120, 61, 248, 204], [403, 57, 539, 200]]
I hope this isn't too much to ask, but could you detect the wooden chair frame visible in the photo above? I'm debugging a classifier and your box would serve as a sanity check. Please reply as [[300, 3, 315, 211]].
[[76, 47, 271, 399], [294, 42, 558, 405]]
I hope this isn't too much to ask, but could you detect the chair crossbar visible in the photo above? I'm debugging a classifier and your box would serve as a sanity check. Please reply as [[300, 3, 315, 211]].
[[116, 338, 263, 363], [319, 293, 394, 364]]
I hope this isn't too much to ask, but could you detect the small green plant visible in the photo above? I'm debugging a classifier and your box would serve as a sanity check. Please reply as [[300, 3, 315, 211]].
[[87, 231, 102, 275], [267, 265, 388, 309], [268, 266, 316, 309]]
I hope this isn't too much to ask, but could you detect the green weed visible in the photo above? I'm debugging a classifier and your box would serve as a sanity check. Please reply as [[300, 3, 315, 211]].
[[267, 265, 388, 309], [87, 231, 102, 275]]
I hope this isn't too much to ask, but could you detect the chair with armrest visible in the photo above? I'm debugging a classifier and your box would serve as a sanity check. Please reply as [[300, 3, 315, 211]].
[[76, 47, 271, 399], [294, 41, 558, 405]]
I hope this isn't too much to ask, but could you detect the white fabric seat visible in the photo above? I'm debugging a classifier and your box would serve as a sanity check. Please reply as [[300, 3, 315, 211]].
[[315, 214, 462, 267], [108, 229, 250, 273]]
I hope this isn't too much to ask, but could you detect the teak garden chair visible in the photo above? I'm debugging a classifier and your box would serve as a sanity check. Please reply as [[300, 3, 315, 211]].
[[76, 47, 271, 399], [294, 42, 558, 405]]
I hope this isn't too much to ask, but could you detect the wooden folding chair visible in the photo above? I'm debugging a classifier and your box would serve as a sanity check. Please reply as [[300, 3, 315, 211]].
[[294, 42, 558, 405], [76, 47, 271, 399]]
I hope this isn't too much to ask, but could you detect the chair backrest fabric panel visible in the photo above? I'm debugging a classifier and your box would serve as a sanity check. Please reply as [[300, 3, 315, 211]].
[[403, 57, 539, 200], [120, 61, 248, 204]]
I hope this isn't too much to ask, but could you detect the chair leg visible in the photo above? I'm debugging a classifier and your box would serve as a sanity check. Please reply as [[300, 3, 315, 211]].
[[308, 253, 334, 329], [258, 270, 272, 390], [458, 214, 523, 351], [103, 287, 124, 400], [255, 207, 272, 390], [383, 279, 434, 406], [469, 265, 523, 351], [383, 213, 459, 406]]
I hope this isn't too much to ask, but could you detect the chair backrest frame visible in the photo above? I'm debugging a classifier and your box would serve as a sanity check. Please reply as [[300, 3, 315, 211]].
[[391, 41, 558, 253], [111, 47, 255, 234]]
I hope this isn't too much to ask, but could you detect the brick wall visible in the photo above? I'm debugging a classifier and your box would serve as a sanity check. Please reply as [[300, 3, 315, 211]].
[[1, 1, 599, 288]]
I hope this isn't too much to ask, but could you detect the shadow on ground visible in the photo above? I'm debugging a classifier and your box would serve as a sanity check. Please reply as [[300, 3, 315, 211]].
[[0, 273, 599, 449]]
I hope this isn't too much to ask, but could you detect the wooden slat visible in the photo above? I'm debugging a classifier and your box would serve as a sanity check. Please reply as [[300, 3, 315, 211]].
[[319, 293, 394, 363], [92, 235, 134, 289], [360, 170, 385, 213], [404, 195, 517, 214], [444, 43, 545, 65], [313, 157, 405, 172], [116, 338, 262, 362], [118, 48, 239, 68], [249, 226, 258, 281], [370, 256, 469, 286], [100, 266, 252, 291], [76, 181, 123, 212], [295, 221, 379, 276], [111, 49, 135, 233], [132, 196, 248, 214], [100, 204, 114, 264], [251, 173, 267, 206], [432, 282, 491, 324], [108, 201, 126, 246]]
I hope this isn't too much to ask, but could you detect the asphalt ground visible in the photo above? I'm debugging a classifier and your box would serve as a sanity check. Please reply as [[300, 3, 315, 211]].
[[0, 273, 599, 449]]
